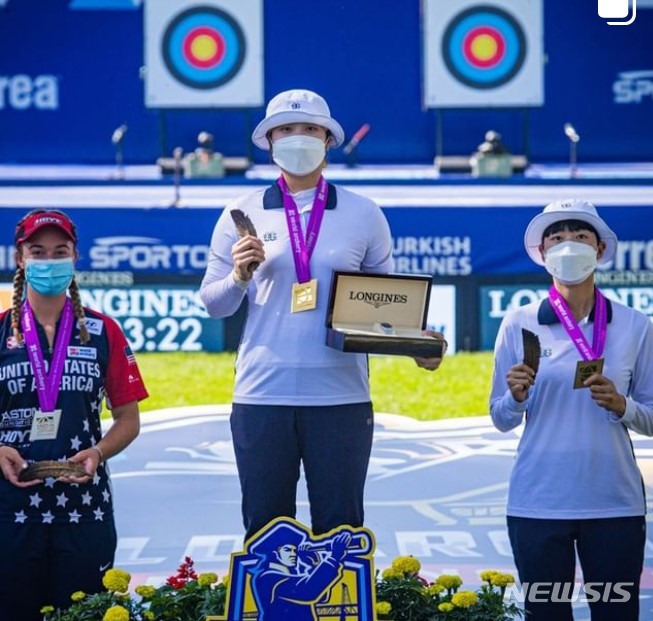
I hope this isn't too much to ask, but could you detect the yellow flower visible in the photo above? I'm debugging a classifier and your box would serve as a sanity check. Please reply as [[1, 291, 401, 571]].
[[102, 568, 131, 593], [40, 606, 55, 614], [222, 573, 230, 586], [426, 583, 444, 596], [451, 590, 478, 608], [70, 591, 86, 602], [199, 572, 218, 586], [438, 602, 454, 612], [376, 601, 392, 615], [480, 569, 499, 583], [135, 584, 157, 599], [103, 605, 130, 621], [435, 574, 463, 590], [491, 572, 516, 588], [391, 555, 421, 575], [381, 567, 404, 580]]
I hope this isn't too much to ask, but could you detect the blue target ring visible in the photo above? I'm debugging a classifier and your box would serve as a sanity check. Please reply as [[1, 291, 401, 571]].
[[162, 6, 245, 90], [442, 5, 526, 90]]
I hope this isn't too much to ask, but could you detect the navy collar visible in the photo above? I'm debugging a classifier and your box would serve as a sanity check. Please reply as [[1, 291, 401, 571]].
[[262, 181, 338, 210], [537, 296, 613, 325]]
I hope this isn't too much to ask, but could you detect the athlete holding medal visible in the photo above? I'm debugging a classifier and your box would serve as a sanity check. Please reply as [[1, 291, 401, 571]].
[[200, 89, 445, 541], [490, 199, 653, 621], [0, 210, 148, 621]]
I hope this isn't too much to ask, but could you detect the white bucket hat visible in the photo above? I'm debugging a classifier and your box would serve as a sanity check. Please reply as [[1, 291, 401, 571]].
[[524, 199, 618, 266], [251, 89, 345, 150]]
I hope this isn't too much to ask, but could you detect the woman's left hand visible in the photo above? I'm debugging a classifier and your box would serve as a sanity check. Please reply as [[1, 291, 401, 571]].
[[584, 373, 627, 416], [414, 330, 448, 372], [59, 447, 101, 484]]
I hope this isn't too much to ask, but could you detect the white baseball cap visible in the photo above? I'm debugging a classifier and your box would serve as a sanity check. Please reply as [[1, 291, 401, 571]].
[[524, 199, 618, 266], [251, 89, 345, 150]]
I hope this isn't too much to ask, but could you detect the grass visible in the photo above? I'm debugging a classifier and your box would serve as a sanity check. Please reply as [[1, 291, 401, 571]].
[[135, 352, 494, 421]]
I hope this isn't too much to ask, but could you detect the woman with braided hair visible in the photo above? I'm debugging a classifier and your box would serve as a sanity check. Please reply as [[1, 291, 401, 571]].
[[0, 209, 148, 620]]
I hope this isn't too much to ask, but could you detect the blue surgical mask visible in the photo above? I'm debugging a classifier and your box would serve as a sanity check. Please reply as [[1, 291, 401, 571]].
[[25, 258, 75, 296]]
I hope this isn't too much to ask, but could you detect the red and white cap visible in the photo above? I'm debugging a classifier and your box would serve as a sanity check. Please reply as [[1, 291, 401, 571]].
[[15, 210, 77, 245]]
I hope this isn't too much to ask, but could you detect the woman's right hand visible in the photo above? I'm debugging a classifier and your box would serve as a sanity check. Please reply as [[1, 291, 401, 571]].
[[232, 235, 265, 282], [506, 363, 535, 403], [0, 445, 40, 488]]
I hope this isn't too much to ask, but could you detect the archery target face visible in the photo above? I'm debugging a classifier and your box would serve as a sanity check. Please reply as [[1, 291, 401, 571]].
[[423, 0, 543, 107], [145, 0, 263, 108], [442, 6, 526, 89], [162, 6, 245, 89]]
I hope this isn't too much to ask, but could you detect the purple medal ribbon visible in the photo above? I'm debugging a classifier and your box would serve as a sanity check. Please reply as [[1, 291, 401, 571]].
[[549, 286, 607, 360], [278, 175, 328, 283], [22, 299, 73, 413]]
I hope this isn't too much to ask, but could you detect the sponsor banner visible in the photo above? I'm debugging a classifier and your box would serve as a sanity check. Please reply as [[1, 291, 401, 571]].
[[0, 283, 224, 352], [0, 74, 59, 111], [2, 207, 653, 276], [613, 70, 653, 104], [80, 286, 224, 352], [423, 0, 544, 107], [144, 0, 263, 107], [480, 283, 653, 350]]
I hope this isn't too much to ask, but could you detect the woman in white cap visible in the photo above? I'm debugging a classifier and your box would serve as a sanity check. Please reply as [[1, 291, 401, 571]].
[[490, 199, 653, 621], [200, 89, 445, 541]]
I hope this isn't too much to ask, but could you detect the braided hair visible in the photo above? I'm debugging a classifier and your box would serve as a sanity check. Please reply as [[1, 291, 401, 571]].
[[12, 209, 90, 345]]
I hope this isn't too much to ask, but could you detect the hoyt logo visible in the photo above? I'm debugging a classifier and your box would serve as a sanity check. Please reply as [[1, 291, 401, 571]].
[[348, 291, 409, 309], [0, 75, 59, 111]]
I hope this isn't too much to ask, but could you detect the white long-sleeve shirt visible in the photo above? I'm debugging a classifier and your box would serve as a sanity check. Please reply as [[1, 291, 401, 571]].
[[200, 182, 394, 406], [490, 295, 653, 519]]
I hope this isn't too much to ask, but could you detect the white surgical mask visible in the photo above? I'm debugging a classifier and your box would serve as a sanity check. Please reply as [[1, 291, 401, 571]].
[[544, 241, 598, 285], [272, 135, 326, 176]]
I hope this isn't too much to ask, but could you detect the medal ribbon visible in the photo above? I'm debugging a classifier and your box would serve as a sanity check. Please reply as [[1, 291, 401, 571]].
[[22, 299, 73, 412], [549, 286, 607, 360], [278, 175, 328, 283]]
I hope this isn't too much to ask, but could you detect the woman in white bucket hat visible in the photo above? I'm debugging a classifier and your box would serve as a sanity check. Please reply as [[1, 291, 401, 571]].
[[200, 89, 446, 541], [490, 199, 653, 621]]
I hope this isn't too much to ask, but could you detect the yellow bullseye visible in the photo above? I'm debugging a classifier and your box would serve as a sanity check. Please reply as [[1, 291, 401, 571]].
[[191, 34, 218, 61], [470, 34, 498, 61]]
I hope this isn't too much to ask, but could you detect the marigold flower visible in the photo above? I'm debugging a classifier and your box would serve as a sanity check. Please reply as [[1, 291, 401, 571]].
[[381, 567, 404, 580], [70, 591, 86, 602], [103, 605, 130, 621], [480, 569, 499, 583], [40, 606, 55, 614], [391, 555, 421, 575], [438, 602, 454, 612], [491, 572, 516, 588], [102, 568, 131, 593], [451, 590, 478, 608], [376, 601, 392, 615], [135, 584, 157, 599], [435, 574, 463, 590], [199, 572, 218, 586], [425, 583, 444, 596]]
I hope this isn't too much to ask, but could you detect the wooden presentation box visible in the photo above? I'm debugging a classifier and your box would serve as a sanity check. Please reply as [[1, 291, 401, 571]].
[[325, 271, 444, 358]]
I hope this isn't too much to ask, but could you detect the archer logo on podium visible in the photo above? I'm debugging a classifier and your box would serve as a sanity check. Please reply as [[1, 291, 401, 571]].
[[206, 517, 376, 621], [598, 0, 637, 25]]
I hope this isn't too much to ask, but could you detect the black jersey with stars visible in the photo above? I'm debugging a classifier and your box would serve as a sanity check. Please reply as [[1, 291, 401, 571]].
[[0, 306, 148, 525]]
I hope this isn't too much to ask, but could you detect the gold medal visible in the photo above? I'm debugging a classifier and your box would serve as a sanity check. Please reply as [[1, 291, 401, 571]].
[[573, 358, 604, 389], [291, 279, 318, 313]]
